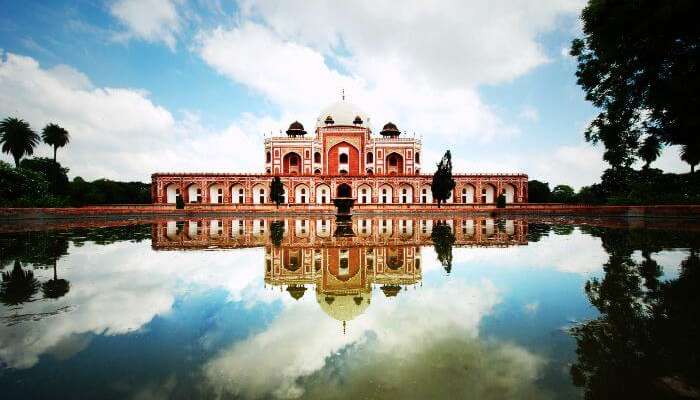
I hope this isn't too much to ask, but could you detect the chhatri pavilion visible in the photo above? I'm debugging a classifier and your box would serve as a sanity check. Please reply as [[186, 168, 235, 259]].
[[151, 100, 528, 207]]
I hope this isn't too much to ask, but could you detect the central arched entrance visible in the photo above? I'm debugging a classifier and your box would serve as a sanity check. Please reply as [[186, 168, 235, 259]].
[[283, 152, 301, 174], [385, 152, 404, 175], [328, 142, 360, 175], [336, 183, 352, 198]]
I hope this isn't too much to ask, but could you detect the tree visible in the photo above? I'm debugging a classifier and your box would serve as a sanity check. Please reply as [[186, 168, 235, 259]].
[[41, 123, 70, 163], [527, 180, 551, 203], [41, 257, 70, 299], [0, 160, 54, 207], [431, 150, 455, 208], [20, 157, 70, 196], [431, 221, 455, 273], [680, 143, 699, 173], [570, 0, 700, 168], [496, 193, 506, 208], [270, 176, 284, 208], [637, 135, 662, 169], [551, 185, 576, 203], [0, 117, 39, 167], [0, 260, 40, 306]]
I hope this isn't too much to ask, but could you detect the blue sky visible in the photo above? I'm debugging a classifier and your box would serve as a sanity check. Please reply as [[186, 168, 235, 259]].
[[0, 0, 687, 187]]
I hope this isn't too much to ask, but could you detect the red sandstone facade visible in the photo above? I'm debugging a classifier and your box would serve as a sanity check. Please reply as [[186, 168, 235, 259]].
[[151, 102, 528, 206]]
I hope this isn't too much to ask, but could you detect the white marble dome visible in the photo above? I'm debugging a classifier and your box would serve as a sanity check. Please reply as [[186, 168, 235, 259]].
[[316, 101, 371, 129]]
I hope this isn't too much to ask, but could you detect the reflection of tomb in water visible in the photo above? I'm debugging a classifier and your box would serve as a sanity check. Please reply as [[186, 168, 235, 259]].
[[152, 217, 528, 330], [151, 217, 529, 248], [152, 217, 528, 251], [266, 243, 421, 333]]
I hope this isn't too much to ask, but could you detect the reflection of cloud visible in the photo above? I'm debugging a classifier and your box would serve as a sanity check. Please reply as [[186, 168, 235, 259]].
[[632, 249, 688, 280], [0, 241, 266, 369], [300, 338, 550, 400], [452, 228, 608, 276], [203, 278, 546, 399], [524, 301, 540, 314]]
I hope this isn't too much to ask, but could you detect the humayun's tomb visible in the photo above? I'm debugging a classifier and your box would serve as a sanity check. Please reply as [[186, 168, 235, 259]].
[[151, 100, 528, 207]]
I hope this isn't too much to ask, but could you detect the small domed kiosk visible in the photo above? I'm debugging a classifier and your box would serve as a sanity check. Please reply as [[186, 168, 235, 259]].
[[285, 121, 307, 137], [380, 122, 400, 138]]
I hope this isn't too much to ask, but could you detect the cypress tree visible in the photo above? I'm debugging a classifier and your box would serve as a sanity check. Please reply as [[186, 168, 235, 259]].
[[270, 176, 284, 208], [431, 150, 456, 208]]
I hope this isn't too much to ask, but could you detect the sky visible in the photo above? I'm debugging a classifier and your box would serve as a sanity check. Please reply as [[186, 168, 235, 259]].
[[0, 0, 688, 188]]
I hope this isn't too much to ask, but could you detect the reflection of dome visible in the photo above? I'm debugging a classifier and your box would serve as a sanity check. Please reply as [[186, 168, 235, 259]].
[[380, 284, 402, 297], [317, 101, 370, 128], [380, 122, 400, 137], [316, 290, 371, 322], [286, 285, 307, 300], [286, 121, 307, 136]]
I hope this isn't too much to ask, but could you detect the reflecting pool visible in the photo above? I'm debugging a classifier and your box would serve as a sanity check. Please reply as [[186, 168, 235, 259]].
[[0, 216, 698, 399]]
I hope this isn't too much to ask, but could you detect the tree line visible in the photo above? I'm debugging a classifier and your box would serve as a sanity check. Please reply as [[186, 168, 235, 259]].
[[529, 0, 700, 205], [0, 117, 150, 207]]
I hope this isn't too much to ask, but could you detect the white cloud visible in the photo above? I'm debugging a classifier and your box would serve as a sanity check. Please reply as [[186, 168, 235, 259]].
[[110, 0, 181, 50], [535, 143, 607, 188], [196, 0, 587, 144], [519, 105, 540, 122], [240, 0, 583, 87], [197, 22, 515, 143], [0, 52, 266, 181]]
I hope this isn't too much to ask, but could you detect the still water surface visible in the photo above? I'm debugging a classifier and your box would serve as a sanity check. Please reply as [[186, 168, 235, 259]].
[[0, 216, 698, 399]]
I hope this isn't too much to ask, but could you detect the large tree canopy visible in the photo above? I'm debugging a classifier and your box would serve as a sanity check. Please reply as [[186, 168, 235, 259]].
[[571, 0, 700, 168]]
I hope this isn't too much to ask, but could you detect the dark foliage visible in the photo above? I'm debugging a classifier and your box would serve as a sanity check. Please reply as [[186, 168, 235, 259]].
[[527, 180, 551, 203], [0, 260, 39, 305], [0, 158, 151, 207], [431, 221, 455, 273], [69, 177, 151, 206], [0, 117, 39, 167], [550, 185, 576, 203], [570, 226, 700, 399], [269, 220, 285, 247], [270, 176, 284, 208], [431, 150, 455, 208], [571, 0, 700, 168], [496, 193, 506, 208], [20, 157, 70, 196]]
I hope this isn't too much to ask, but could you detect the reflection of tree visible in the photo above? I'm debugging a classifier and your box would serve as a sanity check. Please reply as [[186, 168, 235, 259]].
[[0, 231, 69, 268], [41, 258, 70, 299], [0, 225, 150, 269], [570, 228, 700, 399], [526, 223, 551, 242], [269, 221, 285, 247], [0, 260, 40, 306], [431, 221, 455, 274], [551, 225, 574, 236]]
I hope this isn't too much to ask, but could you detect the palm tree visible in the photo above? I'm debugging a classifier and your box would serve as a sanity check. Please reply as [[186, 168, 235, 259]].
[[0, 260, 40, 306], [680, 144, 699, 173], [41, 123, 70, 163], [637, 136, 661, 169], [41, 258, 70, 299], [0, 117, 39, 167]]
